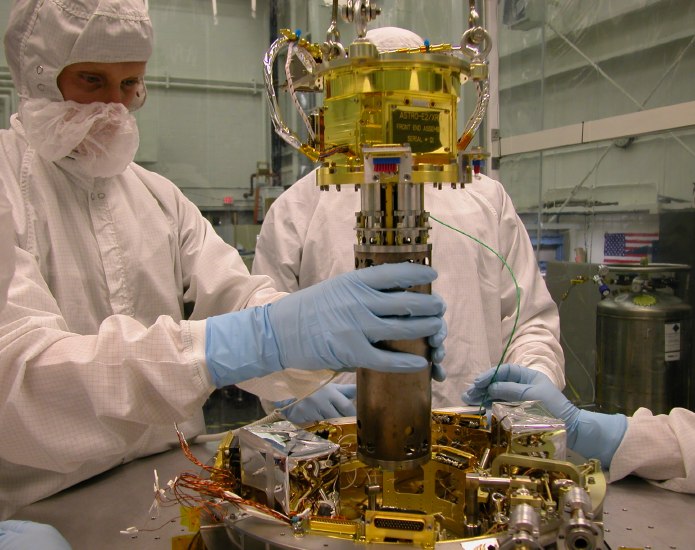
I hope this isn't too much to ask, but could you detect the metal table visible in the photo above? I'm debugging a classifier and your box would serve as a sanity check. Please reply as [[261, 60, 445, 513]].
[[12, 443, 695, 550]]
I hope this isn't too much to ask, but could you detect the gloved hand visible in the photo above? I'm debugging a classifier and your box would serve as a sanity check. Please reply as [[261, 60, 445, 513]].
[[0, 520, 72, 550], [462, 364, 627, 469], [277, 383, 357, 424], [430, 315, 447, 382], [206, 263, 446, 387]]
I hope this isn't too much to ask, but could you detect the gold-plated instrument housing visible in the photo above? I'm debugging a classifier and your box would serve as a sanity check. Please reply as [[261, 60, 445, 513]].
[[263, 31, 491, 187], [316, 49, 470, 187]]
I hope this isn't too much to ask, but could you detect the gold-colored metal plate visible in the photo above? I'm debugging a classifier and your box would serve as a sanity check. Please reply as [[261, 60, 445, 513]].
[[308, 517, 359, 537], [364, 509, 437, 547], [316, 55, 466, 181]]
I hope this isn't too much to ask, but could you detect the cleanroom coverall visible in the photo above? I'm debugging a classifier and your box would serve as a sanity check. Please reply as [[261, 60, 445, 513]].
[[611, 407, 695, 493], [0, 117, 284, 518], [252, 169, 566, 407], [0, 185, 13, 308]]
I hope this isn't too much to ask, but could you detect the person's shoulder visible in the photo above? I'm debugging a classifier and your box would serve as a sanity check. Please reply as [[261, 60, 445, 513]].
[[281, 169, 320, 199], [126, 163, 196, 209], [427, 173, 506, 213], [128, 163, 184, 193], [425, 173, 506, 200], [277, 168, 352, 210], [294, 169, 319, 187], [465, 173, 507, 198], [467, 173, 518, 214]]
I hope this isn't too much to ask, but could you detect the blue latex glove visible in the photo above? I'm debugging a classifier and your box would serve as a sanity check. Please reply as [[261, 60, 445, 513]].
[[462, 364, 627, 469], [278, 383, 357, 424], [429, 315, 447, 382], [206, 263, 446, 387], [0, 520, 71, 550]]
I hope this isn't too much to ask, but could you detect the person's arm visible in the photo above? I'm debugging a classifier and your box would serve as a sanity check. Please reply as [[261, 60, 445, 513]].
[[133, 164, 285, 316], [0, 520, 71, 550], [0, 162, 286, 466], [0, 244, 215, 472], [0, 241, 218, 518], [252, 170, 321, 292], [463, 365, 625, 470], [465, 367, 695, 493], [486, 181, 565, 388], [610, 407, 695, 493], [0, 165, 284, 505]]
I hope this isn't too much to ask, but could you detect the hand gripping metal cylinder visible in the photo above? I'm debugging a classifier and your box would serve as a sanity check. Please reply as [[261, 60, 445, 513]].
[[261, 6, 492, 471], [354, 146, 433, 471]]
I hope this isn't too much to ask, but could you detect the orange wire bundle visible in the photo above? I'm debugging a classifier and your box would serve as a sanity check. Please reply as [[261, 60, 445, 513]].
[[173, 425, 291, 524]]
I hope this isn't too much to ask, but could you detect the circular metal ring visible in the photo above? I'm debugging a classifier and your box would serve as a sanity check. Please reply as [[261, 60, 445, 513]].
[[461, 27, 492, 60]]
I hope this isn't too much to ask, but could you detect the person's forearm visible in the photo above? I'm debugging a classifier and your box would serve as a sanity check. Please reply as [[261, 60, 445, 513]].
[[0, 313, 212, 471], [610, 408, 694, 493]]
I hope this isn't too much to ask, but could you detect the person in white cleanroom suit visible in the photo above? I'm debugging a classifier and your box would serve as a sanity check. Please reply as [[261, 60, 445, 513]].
[[464, 364, 695, 493], [0, 189, 13, 309], [0, 189, 72, 548], [0, 1, 446, 520], [252, 27, 565, 422]]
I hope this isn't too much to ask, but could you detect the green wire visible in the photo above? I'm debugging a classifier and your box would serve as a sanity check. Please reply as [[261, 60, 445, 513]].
[[430, 215, 521, 417]]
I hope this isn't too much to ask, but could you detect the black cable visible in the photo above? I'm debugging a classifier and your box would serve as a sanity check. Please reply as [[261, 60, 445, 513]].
[[186, 530, 204, 550]]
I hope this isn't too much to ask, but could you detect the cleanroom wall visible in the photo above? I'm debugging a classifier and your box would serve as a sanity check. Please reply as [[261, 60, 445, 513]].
[[136, 0, 272, 213], [495, 0, 695, 407], [3, 1, 692, 257], [496, 0, 695, 264], [0, 0, 271, 215]]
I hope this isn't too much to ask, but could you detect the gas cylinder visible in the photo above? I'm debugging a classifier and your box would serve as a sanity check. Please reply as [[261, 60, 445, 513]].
[[596, 280, 692, 415]]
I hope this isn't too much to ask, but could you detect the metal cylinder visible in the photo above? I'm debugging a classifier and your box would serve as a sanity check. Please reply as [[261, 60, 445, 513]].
[[504, 504, 541, 550], [561, 487, 599, 550], [353, 157, 434, 471], [509, 503, 540, 533], [596, 290, 692, 415], [355, 249, 432, 470], [356, 357, 431, 470]]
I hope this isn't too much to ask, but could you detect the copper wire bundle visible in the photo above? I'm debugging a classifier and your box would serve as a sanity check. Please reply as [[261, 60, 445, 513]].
[[172, 425, 291, 524]]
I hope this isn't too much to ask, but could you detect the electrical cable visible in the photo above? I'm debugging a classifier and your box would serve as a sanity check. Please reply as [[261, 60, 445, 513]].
[[286, 41, 316, 142], [193, 372, 339, 443], [200, 213, 521, 436], [430, 214, 521, 415]]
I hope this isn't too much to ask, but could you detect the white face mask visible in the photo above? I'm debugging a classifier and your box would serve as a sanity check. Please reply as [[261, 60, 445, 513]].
[[19, 98, 140, 178]]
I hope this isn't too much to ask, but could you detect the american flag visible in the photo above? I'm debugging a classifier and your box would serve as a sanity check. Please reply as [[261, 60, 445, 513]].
[[603, 232, 659, 264]]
